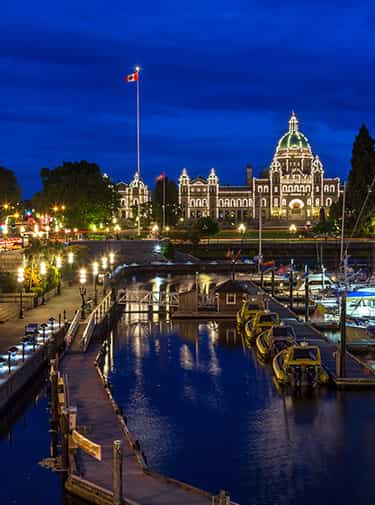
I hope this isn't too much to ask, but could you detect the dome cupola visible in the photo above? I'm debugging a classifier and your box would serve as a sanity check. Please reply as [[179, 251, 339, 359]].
[[276, 112, 311, 152]]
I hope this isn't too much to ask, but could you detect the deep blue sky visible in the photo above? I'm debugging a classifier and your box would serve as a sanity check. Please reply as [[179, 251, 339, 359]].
[[1, 0, 374, 197]]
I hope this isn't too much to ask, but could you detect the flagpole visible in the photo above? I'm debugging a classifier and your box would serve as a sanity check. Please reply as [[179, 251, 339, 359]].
[[258, 198, 262, 274], [136, 66, 141, 237]]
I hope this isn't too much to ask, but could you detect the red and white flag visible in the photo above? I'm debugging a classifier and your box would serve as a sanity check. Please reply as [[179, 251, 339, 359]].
[[125, 71, 139, 83]]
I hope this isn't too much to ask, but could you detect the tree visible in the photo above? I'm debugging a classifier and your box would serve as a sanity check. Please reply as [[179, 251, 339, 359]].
[[331, 125, 375, 235], [194, 216, 219, 236], [0, 166, 21, 204], [152, 176, 179, 227], [32, 161, 119, 228]]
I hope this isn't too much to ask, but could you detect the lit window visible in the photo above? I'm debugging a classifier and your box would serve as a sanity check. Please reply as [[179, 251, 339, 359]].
[[226, 293, 236, 304]]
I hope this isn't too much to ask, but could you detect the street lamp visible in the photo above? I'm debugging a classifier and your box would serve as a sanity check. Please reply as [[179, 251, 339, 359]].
[[101, 256, 108, 296], [109, 252, 115, 270], [92, 261, 99, 305], [79, 268, 87, 319], [40, 260, 47, 305], [56, 255, 62, 295], [238, 223, 246, 244], [17, 266, 24, 319]]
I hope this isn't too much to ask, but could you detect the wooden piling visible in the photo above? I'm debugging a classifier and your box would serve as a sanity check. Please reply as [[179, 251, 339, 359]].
[[113, 440, 123, 505], [304, 265, 309, 322], [339, 290, 347, 378]]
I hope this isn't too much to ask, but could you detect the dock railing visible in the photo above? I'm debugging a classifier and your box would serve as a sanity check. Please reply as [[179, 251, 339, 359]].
[[80, 292, 113, 352], [65, 310, 81, 348]]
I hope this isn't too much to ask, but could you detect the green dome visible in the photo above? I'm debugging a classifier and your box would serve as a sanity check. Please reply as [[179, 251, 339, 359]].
[[278, 131, 309, 150], [276, 112, 311, 152]]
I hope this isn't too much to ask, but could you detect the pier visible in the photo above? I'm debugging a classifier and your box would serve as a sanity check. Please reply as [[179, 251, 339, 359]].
[[250, 282, 375, 389], [57, 293, 236, 505]]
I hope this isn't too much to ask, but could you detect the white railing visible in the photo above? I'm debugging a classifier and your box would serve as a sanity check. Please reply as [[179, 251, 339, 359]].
[[65, 310, 81, 348], [80, 292, 113, 352]]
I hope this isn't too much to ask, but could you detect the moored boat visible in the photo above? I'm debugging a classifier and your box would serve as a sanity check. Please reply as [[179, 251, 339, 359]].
[[244, 310, 280, 342], [256, 325, 296, 360], [272, 343, 329, 388], [236, 296, 265, 330]]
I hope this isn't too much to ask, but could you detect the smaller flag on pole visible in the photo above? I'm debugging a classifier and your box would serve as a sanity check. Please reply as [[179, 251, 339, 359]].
[[125, 71, 139, 83], [155, 172, 166, 182]]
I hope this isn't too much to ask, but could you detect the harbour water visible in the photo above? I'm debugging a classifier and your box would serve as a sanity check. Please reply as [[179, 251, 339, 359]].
[[2, 273, 375, 505], [109, 315, 375, 505]]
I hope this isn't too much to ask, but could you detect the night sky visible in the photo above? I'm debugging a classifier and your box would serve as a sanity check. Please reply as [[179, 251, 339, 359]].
[[1, 0, 374, 197]]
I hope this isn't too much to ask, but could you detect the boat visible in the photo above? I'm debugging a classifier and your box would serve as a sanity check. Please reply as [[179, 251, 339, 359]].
[[244, 310, 280, 342], [346, 317, 375, 341], [236, 296, 265, 330], [272, 343, 329, 387], [256, 325, 296, 360]]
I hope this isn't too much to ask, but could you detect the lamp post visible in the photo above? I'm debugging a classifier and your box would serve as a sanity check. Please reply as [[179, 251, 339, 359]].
[[17, 266, 24, 319], [101, 256, 108, 296], [109, 252, 115, 272], [40, 260, 47, 305], [79, 268, 87, 320], [56, 255, 62, 295], [67, 251, 74, 285], [92, 261, 99, 305], [238, 223, 246, 245]]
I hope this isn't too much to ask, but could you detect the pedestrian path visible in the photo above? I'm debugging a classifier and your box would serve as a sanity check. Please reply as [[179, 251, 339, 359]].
[[0, 286, 81, 355]]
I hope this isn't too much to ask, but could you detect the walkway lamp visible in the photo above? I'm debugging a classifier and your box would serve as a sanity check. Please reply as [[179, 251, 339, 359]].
[[17, 266, 24, 319], [101, 255, 108, 271], [92, 261, 99, 305], [56, 255, 62, 295], [238, 223, 246, 244], [79, 268, 87, 320], [109, 252, 115, 271], [67, 251, 74, 284], [40, 260, 47, 305]]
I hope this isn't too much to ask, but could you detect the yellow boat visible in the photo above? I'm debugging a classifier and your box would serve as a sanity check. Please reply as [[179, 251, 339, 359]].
[[256, 325, 296, 360], [272, 343, 329, 387], [236, 296, 265, 330], [244, 310, 280, 342]]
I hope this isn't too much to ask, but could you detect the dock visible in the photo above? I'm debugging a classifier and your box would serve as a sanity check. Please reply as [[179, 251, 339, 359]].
[[259, 285, 375, 388], [58, 294, 235, 505]]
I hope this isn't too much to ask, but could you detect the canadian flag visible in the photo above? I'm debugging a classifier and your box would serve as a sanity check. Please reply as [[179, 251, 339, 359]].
[[125, 71, 139, 83]]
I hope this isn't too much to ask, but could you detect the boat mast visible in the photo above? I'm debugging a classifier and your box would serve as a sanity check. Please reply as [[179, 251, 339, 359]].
[[340, 182, 346, 284]]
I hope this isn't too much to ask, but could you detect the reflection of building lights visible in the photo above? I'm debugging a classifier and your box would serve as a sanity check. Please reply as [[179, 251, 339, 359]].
[[92, 261, 99, 276], [79, 268, 87, 284], [67, 251, 74, 264], [109, 252, 115, 265]]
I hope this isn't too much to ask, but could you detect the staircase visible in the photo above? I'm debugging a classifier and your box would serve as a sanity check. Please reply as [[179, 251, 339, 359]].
[[0, 303, 19, 323]]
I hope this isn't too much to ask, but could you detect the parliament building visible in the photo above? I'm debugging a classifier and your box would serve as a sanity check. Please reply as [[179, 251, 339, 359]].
[[178, 112, 341, 223]]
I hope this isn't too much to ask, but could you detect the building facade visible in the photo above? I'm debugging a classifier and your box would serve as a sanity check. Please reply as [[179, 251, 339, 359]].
[[116, 172, 151, 220], [178, 113, 341, 222]]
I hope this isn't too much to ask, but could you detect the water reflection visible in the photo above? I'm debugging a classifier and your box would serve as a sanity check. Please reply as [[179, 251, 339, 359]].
[[109, 315, 375, 505]]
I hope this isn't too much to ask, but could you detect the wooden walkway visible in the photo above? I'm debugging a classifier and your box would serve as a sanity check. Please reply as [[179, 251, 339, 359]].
[[250, 283, 375, 387], [61, 338, 213, 505]]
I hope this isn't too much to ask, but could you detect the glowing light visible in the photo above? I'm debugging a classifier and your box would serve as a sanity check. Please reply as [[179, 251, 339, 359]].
[[109, 252, 115, 265], [56, 256, 62, 269], [101, 256, 108, 270], [92, 261, 99, 276], [40, 261, 47, 276], [79, 267, 87, 284], [289, 224, 297, 233], [238, 223, 246, 234], [67, 251, 74, 265], [152, 224, 159, 234], [17, 266, 24, 283]]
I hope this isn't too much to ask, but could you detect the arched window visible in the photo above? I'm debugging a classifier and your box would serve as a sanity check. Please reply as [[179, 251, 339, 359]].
[[219, 199, 223, 207], [326, 198, 332, 206], [282, 185, 287, 192], [330, 185, 335, 192], [324, 185, 329, 192], [225, 199, 229, 207], [274, 198, 278, 206], [237, 199, 241, 207], [307, 198, 311, 206], [261, 198, 267, 208], [282, 198, 286, 207], [306, 185, 311, 193], [202, 199, 207, 207], [258, 186, 262, 192], [264, 186, 269, 193], [315, 198, 320, 206], [288, 185, 293, 192], [231, 199, 235, 207], [121, 199, 126, 207], [294, 185, 299, 192], [243, 199, 247, 207]]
